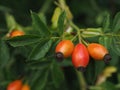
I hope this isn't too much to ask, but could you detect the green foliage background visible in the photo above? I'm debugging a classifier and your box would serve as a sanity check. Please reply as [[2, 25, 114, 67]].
[[0, 0, 120, 90]]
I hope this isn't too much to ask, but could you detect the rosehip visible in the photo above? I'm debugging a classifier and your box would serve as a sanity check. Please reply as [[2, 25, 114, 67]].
[[21, 84, 30, 90], [10, 30, 24, 37], [87, 43, 111, 63], [72, 43, 89, 72], [7, 80, 22, 90], [55, 40, 74, 62]]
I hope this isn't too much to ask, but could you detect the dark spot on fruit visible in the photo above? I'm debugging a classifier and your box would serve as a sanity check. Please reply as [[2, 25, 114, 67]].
[[55, 52, 64, 62], [104, 54, 111, 64], [77, 66, 86, 72]]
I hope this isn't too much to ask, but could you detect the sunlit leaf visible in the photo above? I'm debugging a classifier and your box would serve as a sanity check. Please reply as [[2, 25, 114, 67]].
[[82, 28, 102, 38], [51, 7, 62, 28], [102, 66, 117, 78]]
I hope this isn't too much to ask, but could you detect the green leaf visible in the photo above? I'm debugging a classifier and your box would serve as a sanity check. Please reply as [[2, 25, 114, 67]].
[[0, 40, 10, 68], [82, 28, 102, 38], [30, 70, 49, 90], [99, 36, 112, 49], [117, 73, 120, 83], [102, 12, 110, 32], [6, 35, 42, 47], [109, 50, 119, 66], [27, 60, 51, 70], [100, 81, 117, 90], [46, 39, 60, 56], [38, 13, 47, 25], [5, 13, 24, 32], [94, 61, 105, 79], [58, 58, 72, 67], [112, 12, 120, 32], [85, 60, 105, 85], [0, 5, 11, 13], [28, 39, 53, 60], [58, 11, 66, 35], [111, 37, 120, 56], [5, 13, 17, 30], [51, 7, 62, 28], [84, 60, 97, 85], [51, 60, 65, 88], [31, 12, 50, 36], [34, 72, 48, 90]]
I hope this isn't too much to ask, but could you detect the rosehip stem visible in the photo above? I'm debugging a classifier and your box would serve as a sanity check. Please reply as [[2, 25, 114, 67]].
[[81, 39, 89, 46], [89, 86, 102, 90], [78, 30, 82, 43], [69, 21, 83, 43], [76, 70, 87, 90], [71, 34, 78, 41], [51, 37, 61, 40], [101, 33, 120, 37]]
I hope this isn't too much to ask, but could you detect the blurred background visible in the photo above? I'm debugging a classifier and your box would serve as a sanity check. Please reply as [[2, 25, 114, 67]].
[[0, 0, 120, 90], [1, 0, 120, 28]]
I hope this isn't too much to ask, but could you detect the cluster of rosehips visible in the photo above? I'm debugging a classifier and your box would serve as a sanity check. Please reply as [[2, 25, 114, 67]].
[[7, 80, 30, 90], [6, 29, 111, 72], [55, 40, 111, 72]]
